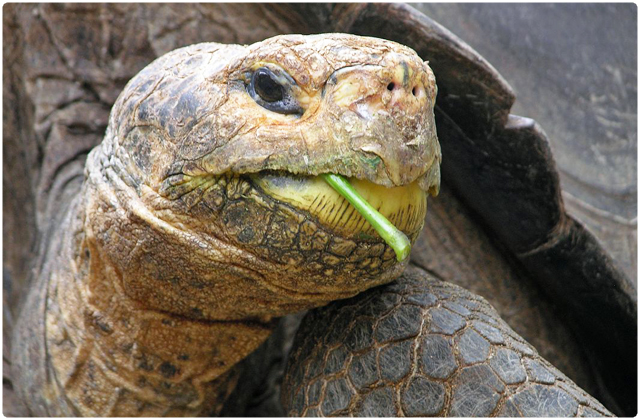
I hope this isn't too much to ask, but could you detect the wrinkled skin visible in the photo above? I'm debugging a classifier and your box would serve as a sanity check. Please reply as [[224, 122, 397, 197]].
[[11, 34, 441, 416], [4, 4, 633, 417]]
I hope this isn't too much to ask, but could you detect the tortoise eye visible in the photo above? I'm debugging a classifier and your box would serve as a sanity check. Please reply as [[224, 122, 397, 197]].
[[253, 68, 284, 102], [248, 67, 303, 115]]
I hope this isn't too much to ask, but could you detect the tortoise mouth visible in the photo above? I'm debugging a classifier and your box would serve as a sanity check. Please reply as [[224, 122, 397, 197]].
[[250, 170, 427, 241], [156, 170, 415, 297]]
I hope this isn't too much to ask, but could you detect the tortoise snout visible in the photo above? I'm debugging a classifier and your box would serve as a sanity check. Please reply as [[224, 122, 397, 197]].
[[380, 59, 432, 115], [328, 55, 434, 122], [322, 56, 438, 187]]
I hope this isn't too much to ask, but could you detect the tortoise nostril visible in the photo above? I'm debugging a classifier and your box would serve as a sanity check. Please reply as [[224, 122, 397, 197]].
[[387, 82, 395, 91], [412, 86, 417, 96]]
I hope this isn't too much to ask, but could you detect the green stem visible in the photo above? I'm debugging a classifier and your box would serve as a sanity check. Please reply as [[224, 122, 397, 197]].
[[321, 173, 411, 262]]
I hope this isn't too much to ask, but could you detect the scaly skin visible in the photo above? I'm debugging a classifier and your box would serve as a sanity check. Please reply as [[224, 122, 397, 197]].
[[12, 34, 440, 416]]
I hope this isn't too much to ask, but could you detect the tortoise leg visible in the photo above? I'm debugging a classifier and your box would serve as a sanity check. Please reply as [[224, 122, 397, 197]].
[[281, 265, 613, 417]]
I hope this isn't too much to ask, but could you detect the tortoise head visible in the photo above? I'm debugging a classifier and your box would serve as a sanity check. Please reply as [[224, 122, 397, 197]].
[[87, 34, 441, 320]]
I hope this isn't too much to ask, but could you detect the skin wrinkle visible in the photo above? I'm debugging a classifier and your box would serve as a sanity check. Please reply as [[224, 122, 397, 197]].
[[155, 172, 377, 302], [13, 34, 440, 416], [298, 127, 311, 169]]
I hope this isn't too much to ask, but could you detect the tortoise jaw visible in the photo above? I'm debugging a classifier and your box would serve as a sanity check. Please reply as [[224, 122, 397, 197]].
[[250, 171, 427, 240]]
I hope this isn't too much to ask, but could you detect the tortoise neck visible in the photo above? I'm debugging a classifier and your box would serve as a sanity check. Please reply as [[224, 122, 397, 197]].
[[38, 170, 275, 416]]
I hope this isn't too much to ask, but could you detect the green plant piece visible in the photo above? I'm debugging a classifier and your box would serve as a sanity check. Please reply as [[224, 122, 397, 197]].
[[321, 173, 411, 261]]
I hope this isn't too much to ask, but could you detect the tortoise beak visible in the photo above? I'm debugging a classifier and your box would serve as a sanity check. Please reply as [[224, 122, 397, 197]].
[[251, 171, 427, 240]]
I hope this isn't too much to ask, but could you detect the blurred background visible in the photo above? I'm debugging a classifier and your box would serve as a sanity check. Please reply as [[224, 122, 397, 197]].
[[415, 4, 637, 282]]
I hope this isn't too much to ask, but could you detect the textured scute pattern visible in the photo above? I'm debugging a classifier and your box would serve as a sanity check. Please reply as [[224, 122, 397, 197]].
[[282, 266, 613, 417]]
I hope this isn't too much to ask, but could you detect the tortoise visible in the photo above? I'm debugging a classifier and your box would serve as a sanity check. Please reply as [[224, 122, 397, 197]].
[[2, 3, 635, 417]]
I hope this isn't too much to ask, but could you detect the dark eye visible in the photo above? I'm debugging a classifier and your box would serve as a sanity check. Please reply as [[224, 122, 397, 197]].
[[253, 69, 284, 102], [248, 67, 303, 115]]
